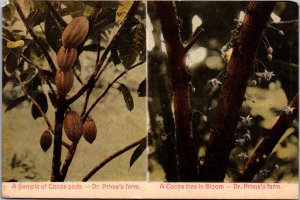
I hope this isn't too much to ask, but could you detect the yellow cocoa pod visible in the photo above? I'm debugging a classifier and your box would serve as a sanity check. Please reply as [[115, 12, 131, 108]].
[[83, 117, 97, 144], [40, 130, 52, 152], [62, 16, 89, 48], [57, 46, 77, 72], [55, 70, 74, 96], [64, 110, 83, 143]]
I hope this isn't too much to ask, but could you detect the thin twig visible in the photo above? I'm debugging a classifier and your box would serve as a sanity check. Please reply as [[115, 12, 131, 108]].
[[16, 70, 70, 149], [2, 35, 57, 97], [61, 143, 77, 181], [13, 0, 57, 74], [16, 73, 54, 133], [184, 28, 205, 52], [45, 1, 67, 28], [81, 56, 110, 117], [237, 93, 298, 182], [82, 137, 146, 182], [67, 1, 140, 106], [83, 61, 144, 120]]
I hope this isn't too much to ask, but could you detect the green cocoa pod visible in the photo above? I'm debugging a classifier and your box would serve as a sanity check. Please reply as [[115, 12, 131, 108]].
[[83, 117, 97, 144], [55, 70, 74, 96], [57, 46, 77, 72], [62, 16, 89, 48], [64, 110, 83, 143]]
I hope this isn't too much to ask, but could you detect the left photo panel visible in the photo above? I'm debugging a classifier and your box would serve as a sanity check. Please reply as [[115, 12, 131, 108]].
[[2, 1, 146, 182]]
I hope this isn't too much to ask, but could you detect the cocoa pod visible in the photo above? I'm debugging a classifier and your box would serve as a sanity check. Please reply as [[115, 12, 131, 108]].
[[64, 110, 83, 143], [57, 46, 77, 72], [83, 117, 97, 144], [62, 16, 89, 48], [55, 69, 74, 96], [40, 130, 52, 152]]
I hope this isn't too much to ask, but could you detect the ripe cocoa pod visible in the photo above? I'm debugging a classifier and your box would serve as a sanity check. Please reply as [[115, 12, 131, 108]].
[[83, 117, 97, 144], [40, 130, 52, 152], [64, 110, 83, 143], [62, 16, 89, 48], [57, 46, 77, 71], [55, 70, 74, 96]]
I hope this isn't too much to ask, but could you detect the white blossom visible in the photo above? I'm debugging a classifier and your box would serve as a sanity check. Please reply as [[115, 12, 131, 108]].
[[240, 115, 253, 126], [209, 78, 222, 87], [235, 138, 245, 146], [282, 105, 295, 115], [267, 47, 273, 54], [237, 152, 248, 160], [202, 115, 208, 122], [263, 70, 275, 81], [243, 131, 251, 141], [278, 30, 284, 36], [259, 169, 270, 177], [262, 154, 267, 159], [267, 54, 273, 62]]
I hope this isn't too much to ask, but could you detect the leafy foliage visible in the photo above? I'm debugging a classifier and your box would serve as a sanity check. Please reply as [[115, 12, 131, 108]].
[[130, 138, 147, 169], [118, 23, 145, 69], [31, 92, 48, 119], [44, 11, 62, 53], [115, 1, 133, 25], [118, 83, 134, 111]]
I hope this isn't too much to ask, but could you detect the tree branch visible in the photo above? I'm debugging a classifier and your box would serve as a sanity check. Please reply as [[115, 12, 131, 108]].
[[199, 2, 276, 181], [237, 93, 298, 182], [51, 97, 67, 181], [67, 1, 140, 106], [2, 35, 57, 96], [45, 1, 67, 28], [155, 1, 197, 181], [82, 61, 144, 120], [82, 137, 146, 182], [61, 143, 77, 181], [16, 74, 54, 133], [13, 0, 57, 74], [184, 28, 205, 52]]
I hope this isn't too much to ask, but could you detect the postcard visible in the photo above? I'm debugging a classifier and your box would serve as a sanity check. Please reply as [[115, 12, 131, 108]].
[[2, 1, 298, 199]]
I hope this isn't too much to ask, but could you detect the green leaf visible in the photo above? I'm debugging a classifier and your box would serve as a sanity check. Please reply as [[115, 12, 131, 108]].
[[44, 11, 62, 52], [31, 92, 48, 119], [118, 83, 134, 111], [129, 138, 146, 169], [5, 53, 19, 73], [115, 1, 134, 25], [110, 45, 121, 65], [7, 40, 25, 49], [27, 10, 46, 27], [48, 91, 57, 108], [118, 23, 145, 69], [137, 79, 146, 97], [3, 27, 15, 40], [5, 95, 27, 112], [20, 67, 37, 82], [3, 4, 15, 21]]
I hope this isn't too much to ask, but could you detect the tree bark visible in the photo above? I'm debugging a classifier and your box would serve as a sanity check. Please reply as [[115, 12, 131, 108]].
[[155, 1, 197, 181], [51, 98, 67, 181], [237, 93, 298, 182], [199, 2, 275, 181]]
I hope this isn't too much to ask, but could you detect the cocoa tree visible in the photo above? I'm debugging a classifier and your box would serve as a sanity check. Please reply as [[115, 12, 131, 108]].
[[151, 1, 298, 182], [3, 1, 146, 182]]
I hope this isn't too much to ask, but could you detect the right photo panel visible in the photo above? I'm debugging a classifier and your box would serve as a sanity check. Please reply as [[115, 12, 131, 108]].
[[147, 1, 298, 183]]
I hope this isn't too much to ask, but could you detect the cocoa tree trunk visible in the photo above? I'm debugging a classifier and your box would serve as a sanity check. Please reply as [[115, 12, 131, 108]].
[[155, 1, 197, 181], [199, 2, 276, 181], [237, 93, 298, 182], [51, 98, 67, 181]]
